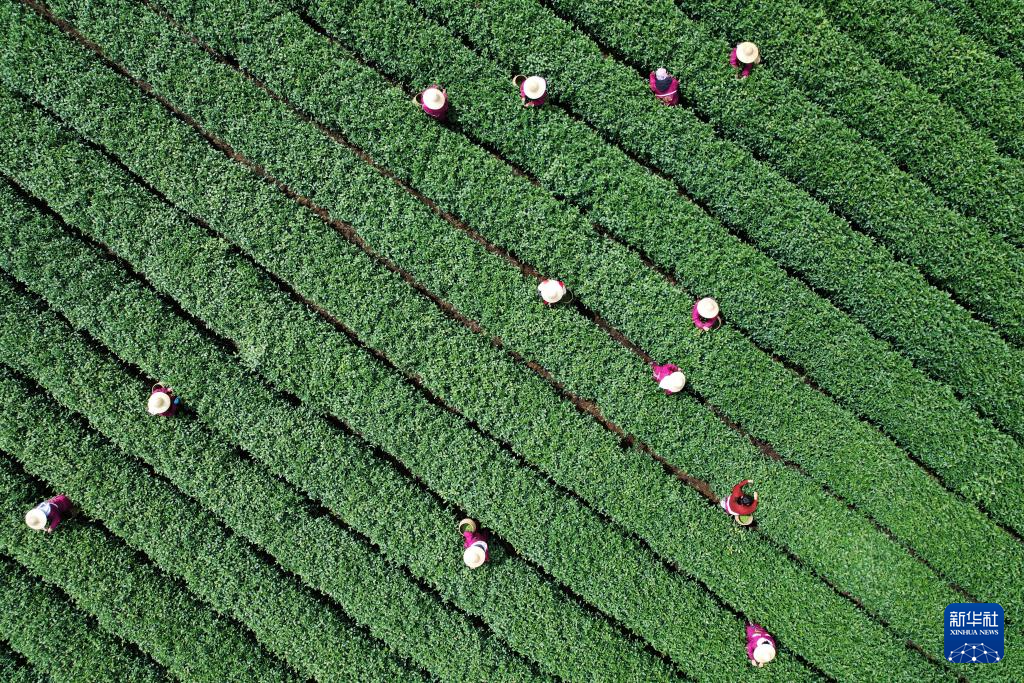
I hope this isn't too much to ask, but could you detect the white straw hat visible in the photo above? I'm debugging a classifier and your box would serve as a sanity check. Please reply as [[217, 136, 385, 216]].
[[463, 541, 488, 568], [696, 297, 719, 319], [736, 42, 760, 65], [538, 279, 566, 304], [658, 370, 686, 393], [523, 76, 546, 100], [422, 87, 446, 110], [655, 67, 669, 80], [752, 642, 776, 666], [147, 391, 171, 415], [25, 507, 48, 531]]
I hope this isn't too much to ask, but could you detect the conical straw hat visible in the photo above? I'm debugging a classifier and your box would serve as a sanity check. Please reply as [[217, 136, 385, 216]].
[[736, 42, 760, 65], [696, 297, 719, 319], [752, 642, 776, 664], [422, 87, 446, 110], [659, 370, 686, 393], [538, 279, 565, 303], [25, 507, 48, 531], [147, 391, 171, 415], [523, 76, 546, 100], [463, 541, 488, 568]]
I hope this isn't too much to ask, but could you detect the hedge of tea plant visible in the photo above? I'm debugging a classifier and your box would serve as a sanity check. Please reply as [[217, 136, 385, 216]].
[[4, 0, 1019, 643], [0, 0, 1019, 679], [0, 8, 1004, 671], [0, 368, 431, 683], [0, 56, 1001, 679], [0, 187, 689, 682], [0, 458, 300, 683], [94, 0, 1024, 523], [0, 97, 838, 681], [0, 558, 166, 683], [0, 280, 556, 683], [677, 0, 1024, 231], [795, 0, 1024, 159]]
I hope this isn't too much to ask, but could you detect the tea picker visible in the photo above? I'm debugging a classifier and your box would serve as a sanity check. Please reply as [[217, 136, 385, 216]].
[[514, 75, 548, 107], [692, 297, 721, 331], [720, 479, 759, 526], [147, 383, 180, 417], [415, 85, 450, 121], [459, 518, 490, 569], [25, 495, 74, 533], [537, 278, 569, 305], [648, 68, 680, 106], [730, 42, 761, 78], [651, 362, 686, 394], [746, 623, 777, 667]]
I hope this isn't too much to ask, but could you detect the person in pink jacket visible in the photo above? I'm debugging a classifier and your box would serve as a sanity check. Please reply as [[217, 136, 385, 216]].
[[729, 42, 761, 79], [746, 623, 777, 667], [692, 297, 721, 331], [651, 362, 686, 394], [25, 495, 74, 533], [147, 383, 180, 417], [648, 68, 679, 106], [459, 518, 490, 568], [415, 85, 450, 121]]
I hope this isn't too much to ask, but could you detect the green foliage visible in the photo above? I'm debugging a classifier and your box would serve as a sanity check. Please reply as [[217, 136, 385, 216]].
[[0, 281, 547, 683], [0, 189, 680, 683], [0, 0, 1019, 679], [0, 559, 163, 683], [0, 3, 1006, 672], [533, 0, 1024, 336], [0, 459, 300, 683], [678, 0, 1024, 230], [795, 0, 1024, 160], [112, 0, 1024, 526], [928, 0, 1024, 70], [0, 60, 950, 682], [0, 369, 429, 683]]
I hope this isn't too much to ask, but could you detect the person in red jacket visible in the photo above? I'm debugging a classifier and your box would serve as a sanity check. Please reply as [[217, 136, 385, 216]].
[[720, 479, 758, 525]]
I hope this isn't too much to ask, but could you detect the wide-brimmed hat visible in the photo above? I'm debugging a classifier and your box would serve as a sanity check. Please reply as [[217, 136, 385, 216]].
[[696, 297, 719, 319], [523, 76, 547, 100], [458, 518, 477, 534], [736, 42, 760, 65], [463, 541, 488, 568], [658, 370, 686, 393], [147, 391, 171, 415], [752, 642, 776, 665], [422, 87, 446, 110], [25, 507, 48, 531], [538, 279, 566, 303]]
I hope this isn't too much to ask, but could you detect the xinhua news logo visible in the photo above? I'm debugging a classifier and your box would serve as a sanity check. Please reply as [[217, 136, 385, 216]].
[[945, 603, 1004, 664]]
